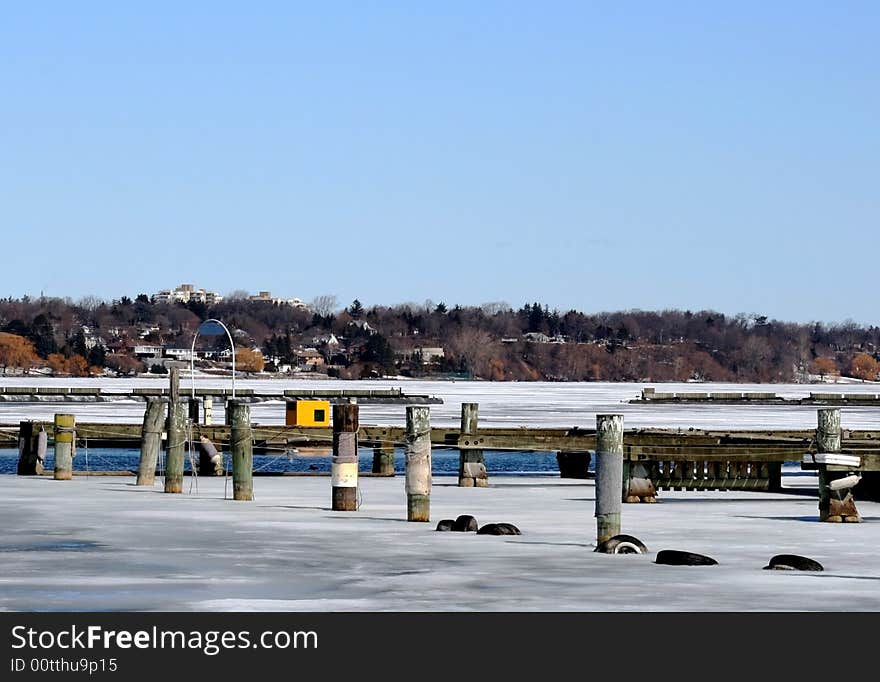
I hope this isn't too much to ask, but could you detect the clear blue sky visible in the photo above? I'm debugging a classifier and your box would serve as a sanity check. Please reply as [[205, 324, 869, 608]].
[[1, 2, 877, 324]]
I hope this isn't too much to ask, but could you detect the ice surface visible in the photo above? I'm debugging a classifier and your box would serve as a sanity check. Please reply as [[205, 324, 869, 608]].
[[1, 377, 878, 429], [0, 474, 878, 611]]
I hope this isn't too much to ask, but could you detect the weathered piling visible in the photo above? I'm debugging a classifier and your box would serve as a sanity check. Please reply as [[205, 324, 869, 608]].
[[405, 406, 432, 522], [53, 414, 75, 481], [817, 408, 860, 522], [203, 396, 213, 425], [332, 403, 359, 511], [595, 414, 624, 544], [164, 401, 187, 493], [16, 421, 44, 476], [229, 401, 253, 501], [136, 398, 165, 486], [371, 442, 395, 476], [458, 403, 488, 487]]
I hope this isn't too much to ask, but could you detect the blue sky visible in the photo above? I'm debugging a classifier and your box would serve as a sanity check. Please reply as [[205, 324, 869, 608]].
[[1, 2, 877, 323]]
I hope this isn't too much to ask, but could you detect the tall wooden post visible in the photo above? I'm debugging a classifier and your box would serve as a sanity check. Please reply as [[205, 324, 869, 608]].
[[595, 414, 624, 544], [332, 403, 359, 511], [816, 408, 859, 522], [53, 414, 75, 481], [203, 396, 213, 425], [164, 369, 185, 493], [817, 408, 840, 522], [229, 400, 253, 501], [458, 403, 488, 487], [137, 398, 165, 486], [371, 442, 395, 476], [405, 406, 431, 522], [17, 421, 44, 476]]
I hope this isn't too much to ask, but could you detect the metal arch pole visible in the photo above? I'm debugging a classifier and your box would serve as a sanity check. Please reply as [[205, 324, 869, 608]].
[[190, 318, 236, 399]]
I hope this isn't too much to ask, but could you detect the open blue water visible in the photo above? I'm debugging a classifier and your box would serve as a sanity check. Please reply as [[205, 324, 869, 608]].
[[0, 447, 569, 476]]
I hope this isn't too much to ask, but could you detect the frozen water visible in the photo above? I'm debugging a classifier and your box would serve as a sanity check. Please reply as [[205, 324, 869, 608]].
[[1, 377, 878, 429], [0, 474, 877, 611]]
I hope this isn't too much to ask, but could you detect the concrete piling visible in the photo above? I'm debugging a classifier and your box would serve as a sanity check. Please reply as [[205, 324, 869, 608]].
[[458, 403, 488, 487], [53, 414, 75, 481], [332, 403, 359, 511], [405, 406, 432, 522], [595, 414, 624, 544], [229, 401, 253, 501]]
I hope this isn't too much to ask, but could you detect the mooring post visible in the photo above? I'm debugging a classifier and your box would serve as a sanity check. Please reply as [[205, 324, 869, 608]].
[[203, 396, 213, 425], [164, 368, 186, 493], [16, 421, 44, 476], [816, 408, 860, 522], [595, 414, 624, 544], [371, 441, 395, 476], [458, 402, 488, 487], [332, 403, 359, 511], [137, 398, 165, 486], [229, 400, 253, 501], [53, 414, 75, 481], [405, 405, 432, 522]]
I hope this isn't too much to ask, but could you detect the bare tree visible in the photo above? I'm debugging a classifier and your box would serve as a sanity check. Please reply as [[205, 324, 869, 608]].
[[310, 294, 338, 317]]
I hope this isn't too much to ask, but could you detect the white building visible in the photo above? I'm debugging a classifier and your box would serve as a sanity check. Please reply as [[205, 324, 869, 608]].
[[154, 284, 223, 305], [248, 291, 309, 308]]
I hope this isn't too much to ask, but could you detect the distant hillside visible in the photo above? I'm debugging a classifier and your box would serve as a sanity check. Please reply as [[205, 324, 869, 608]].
[[0, 295, 878, 382]]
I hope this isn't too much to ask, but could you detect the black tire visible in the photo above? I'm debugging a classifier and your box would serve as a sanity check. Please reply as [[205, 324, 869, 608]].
[[476, 522, 522, 536], [435, 519, 455, 532], [596, 534, 648, 555], [453, 515, 479, 532], [655, 549, 717, 566], [763, 554, 824, 571]]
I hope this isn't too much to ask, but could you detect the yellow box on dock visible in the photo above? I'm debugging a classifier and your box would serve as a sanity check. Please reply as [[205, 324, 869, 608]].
[[285, 399, 331, 427]]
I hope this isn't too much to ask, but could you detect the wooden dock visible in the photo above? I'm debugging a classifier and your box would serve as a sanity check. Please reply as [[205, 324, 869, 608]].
[[631, 387, 880, 405], [0, 386, 442, 404]]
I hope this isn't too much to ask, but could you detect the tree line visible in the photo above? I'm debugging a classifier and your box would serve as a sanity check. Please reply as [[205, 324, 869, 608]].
[[0, 293, 878, 382]]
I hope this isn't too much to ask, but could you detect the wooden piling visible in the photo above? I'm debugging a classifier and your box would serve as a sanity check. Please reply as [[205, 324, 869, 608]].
[[136, 398, 165, 485], [817, 408, 859, 522], [16, 421, 44, 476], [371, 442, 395, 476], [203, 396, 213, 425], [458, 403, 488, 487], [164, 401, 187, 493], [405, 406, 431, 522], [332, 403, 359, 511], [229, 401, 253, 501], [53, 414, 75, 481], [595, 414, 624, 544]]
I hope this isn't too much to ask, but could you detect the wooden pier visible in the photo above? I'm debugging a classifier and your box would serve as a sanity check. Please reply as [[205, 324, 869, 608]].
[[631, 386, 880, 405]]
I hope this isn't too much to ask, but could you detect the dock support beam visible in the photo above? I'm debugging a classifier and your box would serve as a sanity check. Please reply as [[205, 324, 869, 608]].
[[458, 403, 488, 487], [405, 406, 431, 522], [332, 403, 359, 511], [371, 442, 395, 476], [188, 398, 200, 425], [229, 401, 253, 501], [136, 398, 165, 486], [53, 414, 75, 480], [817, 408, 860, 522], [17, 421, 45, 476], [595, 414, 624, 544]]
